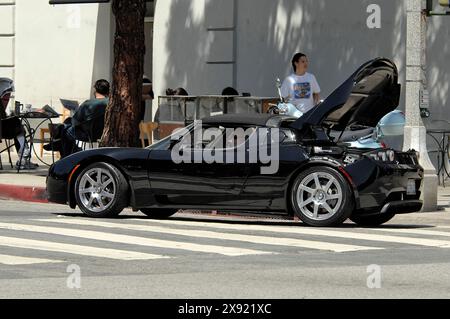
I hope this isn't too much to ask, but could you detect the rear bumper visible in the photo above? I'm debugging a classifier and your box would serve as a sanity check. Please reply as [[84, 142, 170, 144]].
[[381, 200, 423, 214], [357, 199, 423, 216], [344, 156, 423, 211]]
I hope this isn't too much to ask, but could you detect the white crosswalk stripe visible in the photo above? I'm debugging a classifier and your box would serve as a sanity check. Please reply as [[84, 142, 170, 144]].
[[0, 222, 270, 257], [372, 227, 450, 238], [434, 226, 450, 230], [2, 216, 450, 266], [0, 236, 167, 261], [0, 254, 64, 265], [127, 218, 450, 249], [38, 218, 382, 253]]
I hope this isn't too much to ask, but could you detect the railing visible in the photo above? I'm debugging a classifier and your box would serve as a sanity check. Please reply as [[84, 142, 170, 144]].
[[155, 95, 278, 139]]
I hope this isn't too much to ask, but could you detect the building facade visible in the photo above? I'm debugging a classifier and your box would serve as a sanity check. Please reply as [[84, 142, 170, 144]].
[[0, 0, 449, 125]]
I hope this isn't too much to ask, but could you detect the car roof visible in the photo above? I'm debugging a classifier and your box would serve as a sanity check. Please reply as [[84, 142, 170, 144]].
[[201, 114, 278, 126]]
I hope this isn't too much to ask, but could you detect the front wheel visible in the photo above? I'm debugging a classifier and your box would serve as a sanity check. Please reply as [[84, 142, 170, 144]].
[[74, 162, 129, 218], [350, 213, 396, 227], [290, 166, 354, 227], [140, 208, 179, 219]]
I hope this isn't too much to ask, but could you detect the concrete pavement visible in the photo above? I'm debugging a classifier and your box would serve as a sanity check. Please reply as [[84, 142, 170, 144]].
[[0, 151, 51, 203], [2, 200, 450, 298]]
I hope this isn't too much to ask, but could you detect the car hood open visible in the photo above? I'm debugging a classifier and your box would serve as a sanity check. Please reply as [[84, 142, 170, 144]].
[[291, 57, 401, 132]]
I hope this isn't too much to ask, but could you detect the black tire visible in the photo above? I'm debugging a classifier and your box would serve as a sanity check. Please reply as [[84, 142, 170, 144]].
[[140, 208, 178, 219], [350, 213, 396, 227], [290, 166, 354, 227], [74, 162, 129, 218]]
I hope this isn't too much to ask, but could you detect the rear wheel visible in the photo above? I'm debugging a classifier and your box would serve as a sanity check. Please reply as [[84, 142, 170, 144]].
[[74, 162, 129, 218], [290, 166, 354, 227], [140, 208, 178, 219], [350, 213, 396, 227]]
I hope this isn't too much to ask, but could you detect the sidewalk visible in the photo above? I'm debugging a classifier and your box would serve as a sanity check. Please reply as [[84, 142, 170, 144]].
[[0, 152, 50, 203], [1, 151, 450, 213]]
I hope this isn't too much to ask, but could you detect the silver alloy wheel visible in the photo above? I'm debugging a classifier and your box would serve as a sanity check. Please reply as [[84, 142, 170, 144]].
[[296, 171, 343, 221], [78, 167, 116, 213]]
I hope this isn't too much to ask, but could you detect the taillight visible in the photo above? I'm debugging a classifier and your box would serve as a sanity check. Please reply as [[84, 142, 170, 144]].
[[339, 166, 354, 185], [1, 93, 11, 109]]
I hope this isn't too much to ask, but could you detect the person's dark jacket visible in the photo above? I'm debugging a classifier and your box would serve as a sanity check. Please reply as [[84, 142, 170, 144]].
[[71, 98, 108, 128], [71, 98, 108, 140]]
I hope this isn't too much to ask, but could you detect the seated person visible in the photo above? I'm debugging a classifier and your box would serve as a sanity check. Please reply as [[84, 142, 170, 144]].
[[0, 79, 38, 169], [221, 87, 239, 96], [166, 87, 188, 97], [44, 79, 110, 158]]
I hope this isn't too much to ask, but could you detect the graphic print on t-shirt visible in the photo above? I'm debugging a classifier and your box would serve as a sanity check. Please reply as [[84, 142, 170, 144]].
[[293, 82, 311, 99]]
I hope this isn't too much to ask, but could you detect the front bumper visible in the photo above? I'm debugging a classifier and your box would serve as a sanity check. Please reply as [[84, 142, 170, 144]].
[[46, 174, 68, 205]]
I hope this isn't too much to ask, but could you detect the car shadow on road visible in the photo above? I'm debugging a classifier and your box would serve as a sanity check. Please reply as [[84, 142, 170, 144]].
[[51, 212, 437, 230]]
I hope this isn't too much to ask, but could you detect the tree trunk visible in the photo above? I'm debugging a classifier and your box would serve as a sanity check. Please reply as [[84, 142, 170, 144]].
[[100, 0, 146, 147]]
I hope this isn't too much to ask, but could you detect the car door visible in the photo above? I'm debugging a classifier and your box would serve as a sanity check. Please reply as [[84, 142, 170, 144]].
[[147, 123, 251, 207]]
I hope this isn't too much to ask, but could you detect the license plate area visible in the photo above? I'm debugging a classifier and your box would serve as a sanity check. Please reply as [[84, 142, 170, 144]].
[[407, 180, 416, 196]]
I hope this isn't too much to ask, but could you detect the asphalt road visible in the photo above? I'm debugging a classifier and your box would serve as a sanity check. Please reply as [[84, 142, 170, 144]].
[[1, 200, 450, 299]]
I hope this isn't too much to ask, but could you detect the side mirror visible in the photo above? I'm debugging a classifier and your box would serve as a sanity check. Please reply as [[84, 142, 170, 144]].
[[276, 78, 282, 89]]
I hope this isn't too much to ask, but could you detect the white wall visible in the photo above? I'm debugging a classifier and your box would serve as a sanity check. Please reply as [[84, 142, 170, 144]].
[[14, 0, 112, 113], [0, 0, 16, 82], [154, 0, 450, 122], [153, 0, 234, 104], [235, 0, 406, 99]]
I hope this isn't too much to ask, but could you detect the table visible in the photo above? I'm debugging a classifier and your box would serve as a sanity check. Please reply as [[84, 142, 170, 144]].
[[17, 111, 60, 172], [426, 129, 450, 187]]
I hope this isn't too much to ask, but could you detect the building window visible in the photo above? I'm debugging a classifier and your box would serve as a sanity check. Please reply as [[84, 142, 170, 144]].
[[145, 0, 155, 18]]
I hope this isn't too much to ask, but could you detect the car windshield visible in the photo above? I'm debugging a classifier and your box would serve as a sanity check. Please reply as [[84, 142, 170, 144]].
[[147, 123, 195, 150]]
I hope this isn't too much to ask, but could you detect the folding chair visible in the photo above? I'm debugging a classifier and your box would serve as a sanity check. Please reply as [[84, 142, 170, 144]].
[[0, 138, 14, 169], [75, 114, 105, 150], [139, 122, 158, 147]]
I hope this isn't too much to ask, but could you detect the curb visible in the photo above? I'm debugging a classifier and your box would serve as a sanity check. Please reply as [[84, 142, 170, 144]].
[[0, 184, 48, 204]]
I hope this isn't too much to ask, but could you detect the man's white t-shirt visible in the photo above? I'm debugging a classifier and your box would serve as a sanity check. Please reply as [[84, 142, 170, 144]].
[[281, 72, 321, 114]]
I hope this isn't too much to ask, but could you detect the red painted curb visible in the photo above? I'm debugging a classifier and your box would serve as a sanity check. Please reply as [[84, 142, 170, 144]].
[[0, 184, 48, 203]]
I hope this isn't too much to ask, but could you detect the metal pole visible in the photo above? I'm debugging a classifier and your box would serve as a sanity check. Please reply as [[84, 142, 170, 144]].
[[403, 0, 438, 211]]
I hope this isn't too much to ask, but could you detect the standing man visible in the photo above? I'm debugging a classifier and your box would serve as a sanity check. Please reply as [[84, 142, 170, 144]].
[[281, 53, 321, 114]]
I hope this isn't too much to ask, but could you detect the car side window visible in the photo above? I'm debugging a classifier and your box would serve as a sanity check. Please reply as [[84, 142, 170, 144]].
[[176, 125, 225, 151], [215, 126, 257, 150], [196, 126, 225, 149]]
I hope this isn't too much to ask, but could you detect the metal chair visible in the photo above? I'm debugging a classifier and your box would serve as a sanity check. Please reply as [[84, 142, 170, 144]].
[[0, 138, 14, 169], [39, 107, 69, 158], [0, 78, 15, 169], [426, 119, 450, 186]]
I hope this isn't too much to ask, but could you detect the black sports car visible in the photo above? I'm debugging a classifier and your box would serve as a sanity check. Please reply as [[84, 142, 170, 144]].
[[46, 58, 423, 227]]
